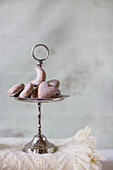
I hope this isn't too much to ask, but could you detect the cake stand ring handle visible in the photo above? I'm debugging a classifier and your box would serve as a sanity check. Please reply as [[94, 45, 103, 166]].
[[32, 44, 49, 66]]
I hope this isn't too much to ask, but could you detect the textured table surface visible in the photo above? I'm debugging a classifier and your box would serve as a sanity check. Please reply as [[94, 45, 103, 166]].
[[0, 126, 104, 170], [100, 150, 113, 170]]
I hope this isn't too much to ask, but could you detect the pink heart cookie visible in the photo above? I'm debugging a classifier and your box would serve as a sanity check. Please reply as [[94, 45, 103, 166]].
[[38, 81, 61, 98]]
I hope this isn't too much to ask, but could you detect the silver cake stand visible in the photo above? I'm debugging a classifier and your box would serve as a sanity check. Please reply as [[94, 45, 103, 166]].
[[11, 44, 69, 154], [14, 95, 69, 154]]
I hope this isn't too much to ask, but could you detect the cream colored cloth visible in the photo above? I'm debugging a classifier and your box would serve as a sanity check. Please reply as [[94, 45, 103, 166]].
[[0, 126, 104, 170]]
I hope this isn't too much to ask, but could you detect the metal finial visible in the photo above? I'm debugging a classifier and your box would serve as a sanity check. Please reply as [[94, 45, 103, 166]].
[[32, 44, 49, 67]]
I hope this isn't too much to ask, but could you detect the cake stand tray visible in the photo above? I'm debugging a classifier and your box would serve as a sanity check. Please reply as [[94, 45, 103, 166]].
[[14, 95, 69, 103]]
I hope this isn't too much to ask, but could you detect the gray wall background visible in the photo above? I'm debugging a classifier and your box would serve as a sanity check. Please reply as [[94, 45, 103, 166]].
[[0, 0, 113, 149]]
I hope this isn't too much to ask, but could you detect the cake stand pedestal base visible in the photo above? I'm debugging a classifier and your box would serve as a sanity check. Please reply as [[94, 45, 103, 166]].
[[23, 134, 56, 154]]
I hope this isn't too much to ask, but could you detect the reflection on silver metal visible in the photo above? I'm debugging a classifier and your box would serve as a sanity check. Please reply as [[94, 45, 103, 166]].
[[32, 44, 49, 67], [14, 95, 69, 103], [23, 134, 56, 154], [14, 95, 69, 154]]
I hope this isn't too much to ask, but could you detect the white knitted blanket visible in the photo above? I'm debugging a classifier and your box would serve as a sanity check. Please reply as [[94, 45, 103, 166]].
[[0, 126, 104, 170]]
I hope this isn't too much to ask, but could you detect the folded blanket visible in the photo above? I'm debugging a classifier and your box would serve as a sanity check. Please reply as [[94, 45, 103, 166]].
[[0, 126, 104, 170]]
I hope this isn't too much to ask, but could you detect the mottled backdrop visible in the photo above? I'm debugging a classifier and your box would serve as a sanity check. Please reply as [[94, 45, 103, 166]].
[[0, 0, 113, 148]]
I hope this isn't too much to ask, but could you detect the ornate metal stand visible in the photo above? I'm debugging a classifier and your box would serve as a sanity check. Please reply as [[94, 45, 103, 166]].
[[15, 95, 69, 154], [23, 102, 55, 154], [13, 44, 69, 154], [23, 102, 55, 153]]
